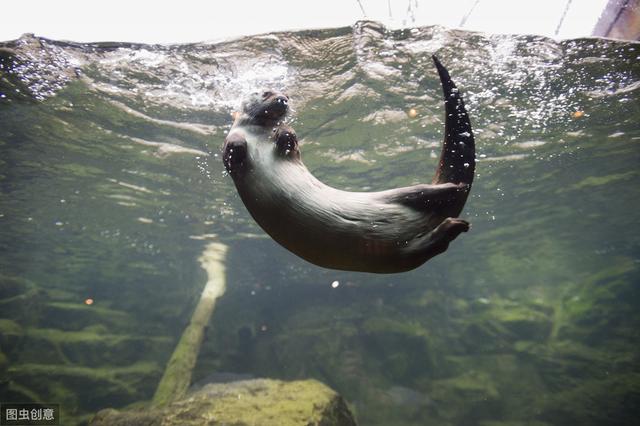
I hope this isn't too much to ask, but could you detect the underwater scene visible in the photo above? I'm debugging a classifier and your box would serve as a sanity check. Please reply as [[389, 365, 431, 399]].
[[0, 21, 639, 425]]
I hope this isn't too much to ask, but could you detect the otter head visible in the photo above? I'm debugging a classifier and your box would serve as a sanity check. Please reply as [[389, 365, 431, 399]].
[[238, 90, 290, 127], [223, 92, 296, 174]]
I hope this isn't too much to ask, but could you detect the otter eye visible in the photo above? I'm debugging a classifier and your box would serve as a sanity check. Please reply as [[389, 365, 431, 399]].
[[262, 91, 274, 99]]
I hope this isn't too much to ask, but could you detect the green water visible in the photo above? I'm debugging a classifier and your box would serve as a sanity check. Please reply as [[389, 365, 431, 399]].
[[1, 22, 639, 425]]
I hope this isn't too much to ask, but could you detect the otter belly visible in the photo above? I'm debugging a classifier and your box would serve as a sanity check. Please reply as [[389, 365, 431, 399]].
[[233, 158, 443, 273]]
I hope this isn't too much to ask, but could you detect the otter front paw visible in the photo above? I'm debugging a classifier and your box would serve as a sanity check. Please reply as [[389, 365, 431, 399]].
[[223, 133, 248, 172], [273, 126, 299, 157]]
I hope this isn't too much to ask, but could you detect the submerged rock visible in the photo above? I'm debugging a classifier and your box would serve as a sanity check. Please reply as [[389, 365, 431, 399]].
[[91, 378, 356, 426]]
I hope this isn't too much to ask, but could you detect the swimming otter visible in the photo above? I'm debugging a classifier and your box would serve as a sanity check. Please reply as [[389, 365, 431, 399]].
[[222, 56, 475, 273]]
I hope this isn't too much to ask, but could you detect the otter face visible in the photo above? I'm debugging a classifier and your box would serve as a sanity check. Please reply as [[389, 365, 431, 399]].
[[241, 90, 290, 126]]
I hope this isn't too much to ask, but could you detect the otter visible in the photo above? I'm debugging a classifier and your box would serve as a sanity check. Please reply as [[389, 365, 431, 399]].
[[222, 56, 475, 273]]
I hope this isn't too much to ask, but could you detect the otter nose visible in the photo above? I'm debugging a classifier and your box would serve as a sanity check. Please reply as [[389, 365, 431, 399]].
[[275, 95, 289, 105]]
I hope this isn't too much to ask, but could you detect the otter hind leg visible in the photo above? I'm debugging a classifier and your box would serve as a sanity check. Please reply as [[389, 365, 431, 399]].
[[384, 182, 470, 212], [437, 217, 470, 241], [413, 217, 470, 260]]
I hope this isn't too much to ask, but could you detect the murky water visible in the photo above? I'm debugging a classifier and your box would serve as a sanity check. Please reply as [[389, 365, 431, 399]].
[[1, 22, 639, 425]]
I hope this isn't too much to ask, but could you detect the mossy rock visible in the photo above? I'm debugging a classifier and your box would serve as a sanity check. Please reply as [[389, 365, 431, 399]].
[[91, 378, 357, 426]]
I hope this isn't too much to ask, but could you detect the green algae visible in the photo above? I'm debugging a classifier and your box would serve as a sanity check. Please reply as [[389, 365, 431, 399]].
[[564, 171, 637, 191], [539, 372, 640, 425], [361, 316, 428, 338], [19, 327, 172, 366], [470, 299, 553, 342], [38, 303, 132, 337], [0, 318, 23, 335], [0, 349, 7, 374], [0, 275, 174, 424], [8, 361, 161, 417], [0, 275, 33, 299]]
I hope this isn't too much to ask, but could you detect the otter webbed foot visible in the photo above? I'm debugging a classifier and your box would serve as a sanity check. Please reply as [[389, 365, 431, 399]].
[[222, 132, 248, 172], [414, 217, 470, 259], [437, 217, 470, 241], [273, 125, 300, 159]]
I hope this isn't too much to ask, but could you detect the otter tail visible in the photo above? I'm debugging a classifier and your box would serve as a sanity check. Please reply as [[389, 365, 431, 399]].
[[431, 55, 475, 188]]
